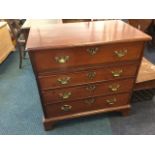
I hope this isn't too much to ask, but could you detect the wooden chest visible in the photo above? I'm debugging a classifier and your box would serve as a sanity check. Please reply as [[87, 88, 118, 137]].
[[26, 20, 151, 130]]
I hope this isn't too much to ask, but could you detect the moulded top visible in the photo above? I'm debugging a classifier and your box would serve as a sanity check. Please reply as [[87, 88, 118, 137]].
[[26, 20, 151, 51]]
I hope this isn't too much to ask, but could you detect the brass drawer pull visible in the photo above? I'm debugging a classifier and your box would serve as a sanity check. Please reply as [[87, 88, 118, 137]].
[[55, 56, 69, 64], [87, 71, 96, 80], [57, 77, 71, 85], [111, 70, 123, 77], [87, 47, 99, 55], [109, 84, 120, 92], [86, 85, 96, 91], [85, 98, 96, 105], [114, 50, 127, 58], [59, 92, 71, 100], [106, 98, 117, 105], [61, 105, 72, 111]]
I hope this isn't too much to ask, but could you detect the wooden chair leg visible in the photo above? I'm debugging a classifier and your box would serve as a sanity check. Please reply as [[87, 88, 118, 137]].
[[19, 50, 22, 69], [23, 50, 27, 59], [6, 20, 26, 69], [18, 45, 23, 69]]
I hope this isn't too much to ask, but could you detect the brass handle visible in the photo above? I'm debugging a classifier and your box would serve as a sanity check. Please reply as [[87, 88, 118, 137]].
[[114, 50, 127, 58], [59, 92, 71, 100], [61, 105, 72, 111], [57, 77, 71, 85], [87, 71, 96, 80], [87, 47, 99, 55], [86, 85, 96, 91], [85, 98, 96, 105], [106, 98, 117, 105], [55, 56, 69, 64], [111, 70, 123, 77], [109, 84, 120, 92]]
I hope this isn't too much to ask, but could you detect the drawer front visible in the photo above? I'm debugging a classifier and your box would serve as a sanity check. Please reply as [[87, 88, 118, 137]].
[[39, 63, 138, 90], [32, 42, 144, 72], [45, 93, 130, 118], [42, 78, 134, 104]]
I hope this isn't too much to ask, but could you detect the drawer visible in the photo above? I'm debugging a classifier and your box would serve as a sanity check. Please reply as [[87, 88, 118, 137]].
[[38, 63, 138, 90], [32, 42, 144, 73], [42, 78, 134, 104], [45, 93, 130, 118]]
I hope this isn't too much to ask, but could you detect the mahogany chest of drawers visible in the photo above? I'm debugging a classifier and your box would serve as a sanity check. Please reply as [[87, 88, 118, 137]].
[[26, 20, 151, 130]]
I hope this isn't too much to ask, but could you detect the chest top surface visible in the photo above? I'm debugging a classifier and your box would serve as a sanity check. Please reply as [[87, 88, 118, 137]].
[[26, 20, 151, 51]]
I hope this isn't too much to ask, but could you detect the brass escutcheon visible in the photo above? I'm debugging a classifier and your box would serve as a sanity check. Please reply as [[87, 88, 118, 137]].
[[106, 98, 117, 105], [86, 85, 96, 91], [111, 70, 123, 77], [59, 92, 71, 99], [55, 56, 69, 64], [87, 71, 96, 80], [109, 84, 120, 92], [114, 49, 127, 58], [87, 47, 99, 55], [57, 77, 71, 85], [85, 98, 96, 105], [61, 105, 72, 111]]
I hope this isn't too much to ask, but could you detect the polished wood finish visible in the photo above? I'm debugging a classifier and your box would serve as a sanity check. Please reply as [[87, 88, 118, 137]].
[[42, 78, 134, 104], [26, 20, 150, 50], [38, 63, 138, 90], [43, 104, 131, 130], [21, 19, 63, 43], [27, 20, 151, 130], [32, 42, 144, 73], [45, 93, 130, 118]]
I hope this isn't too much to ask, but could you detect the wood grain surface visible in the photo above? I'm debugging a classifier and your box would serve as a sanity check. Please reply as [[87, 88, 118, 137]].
[[26, 20, 151, 51]]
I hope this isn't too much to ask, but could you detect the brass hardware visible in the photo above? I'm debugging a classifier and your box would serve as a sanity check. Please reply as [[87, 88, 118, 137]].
[[111, 70, 123, 77], [87, 71, 96, 80], [59, 92, 71, 100], [106, 98, 117, 105], [57, 77, 71, 85], [109, 84, 120, 92], [61, 105, 72, 111], [55, 56, 69, 64], [86, 85, 96, 91], [87, 47, 99, 55], [85, 98, 96, 105], [114, 50, 127, 58]]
